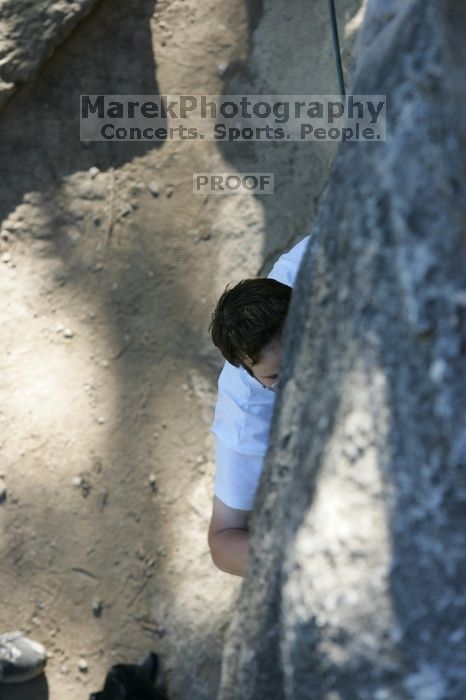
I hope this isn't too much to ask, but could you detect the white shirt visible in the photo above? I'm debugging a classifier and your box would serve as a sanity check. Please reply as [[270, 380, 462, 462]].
[[210, 235, 310, 510]]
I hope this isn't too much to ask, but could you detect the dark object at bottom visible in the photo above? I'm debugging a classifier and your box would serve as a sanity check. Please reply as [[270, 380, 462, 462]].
[[90, 652, 168, 700]]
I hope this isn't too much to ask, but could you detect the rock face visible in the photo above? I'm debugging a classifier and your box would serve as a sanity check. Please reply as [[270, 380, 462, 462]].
[[0, 0, 98, 106], [0, 0, 360, 698], [218, 1, 466, 698], [215, 0, 361, 283]]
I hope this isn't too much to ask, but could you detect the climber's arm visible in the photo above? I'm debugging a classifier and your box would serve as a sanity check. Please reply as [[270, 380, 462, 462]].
[[208, 496, 251, 577]]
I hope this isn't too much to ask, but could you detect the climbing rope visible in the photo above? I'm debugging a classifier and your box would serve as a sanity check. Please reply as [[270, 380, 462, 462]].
[[328, 0, 346, 97]]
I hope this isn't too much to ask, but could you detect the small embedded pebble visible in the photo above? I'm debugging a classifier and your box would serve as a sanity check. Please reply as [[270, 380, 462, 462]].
[[1, 252, 12, 263], [78, 658, 88, 673], [148, 180, 160, 197], [88, 166, 100, 179], [63, 328, 74, 338], [0, 479, 6, 503], [92, 599, 103, 618], [71, 476, 82, 488], [149, 473, 157, 491], [119, 202, 132, 217], [96, 416, 105, 425]]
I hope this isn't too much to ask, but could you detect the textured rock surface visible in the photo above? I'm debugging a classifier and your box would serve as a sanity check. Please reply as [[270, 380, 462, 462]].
[[218, 0, 466, 698], [0, 0, 98, 106], [213, 0, 361, 286], [0, 0, 383, 697]]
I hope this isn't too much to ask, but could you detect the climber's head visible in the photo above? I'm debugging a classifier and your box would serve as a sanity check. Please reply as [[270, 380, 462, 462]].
[[209, 278, 291, 390]]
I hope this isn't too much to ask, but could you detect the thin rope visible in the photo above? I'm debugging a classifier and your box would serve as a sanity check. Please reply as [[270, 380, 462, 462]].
[[328, 0, 346, 97]]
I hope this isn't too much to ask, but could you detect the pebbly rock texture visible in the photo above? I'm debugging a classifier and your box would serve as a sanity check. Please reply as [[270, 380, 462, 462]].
[[213, 0, 361, 288], [0, 0, 99, 107], [218, 1, 466, 699]]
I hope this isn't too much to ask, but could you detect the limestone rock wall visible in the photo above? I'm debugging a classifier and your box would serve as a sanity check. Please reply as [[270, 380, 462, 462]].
[[0, 0, 99, 106], [212, 0, 362, 288], [218, 1, 466, 698]]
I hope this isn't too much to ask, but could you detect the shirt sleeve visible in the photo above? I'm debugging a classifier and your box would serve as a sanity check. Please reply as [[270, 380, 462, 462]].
[[214, 438, 265, 511], [267, 235, 310, 286]]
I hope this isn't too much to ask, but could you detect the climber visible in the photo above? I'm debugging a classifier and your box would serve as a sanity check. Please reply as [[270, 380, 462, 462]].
[[207, 235, 310, 577]]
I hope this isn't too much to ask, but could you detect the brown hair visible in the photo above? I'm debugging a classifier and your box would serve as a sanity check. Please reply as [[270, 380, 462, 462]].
[[209, 278, 291, 370]]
